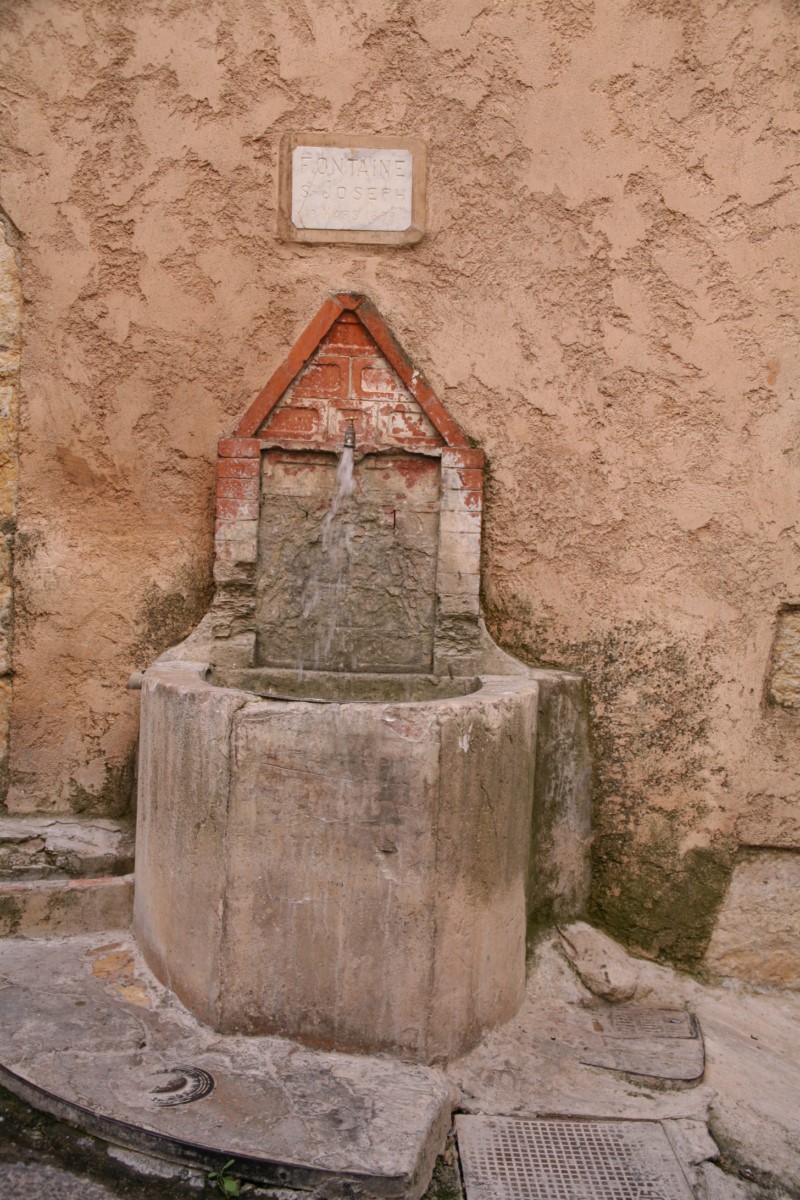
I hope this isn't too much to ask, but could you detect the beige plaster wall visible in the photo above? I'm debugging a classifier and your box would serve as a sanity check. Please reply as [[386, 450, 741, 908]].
[[0, 0, 798, 964]]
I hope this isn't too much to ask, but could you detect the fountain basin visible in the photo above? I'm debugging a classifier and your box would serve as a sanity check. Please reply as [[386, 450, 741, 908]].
[[213, 666, 481, 703], [134, 661, 539, 1064]]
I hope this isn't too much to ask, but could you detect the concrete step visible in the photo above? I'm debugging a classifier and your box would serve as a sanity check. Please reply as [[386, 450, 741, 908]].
[[0, 875, 134, 937], [0, 817, 134, 881]]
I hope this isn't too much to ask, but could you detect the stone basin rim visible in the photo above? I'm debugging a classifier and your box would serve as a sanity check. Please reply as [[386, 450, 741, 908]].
[[212, 666, 484, 705], [149, 660, 539, 708]]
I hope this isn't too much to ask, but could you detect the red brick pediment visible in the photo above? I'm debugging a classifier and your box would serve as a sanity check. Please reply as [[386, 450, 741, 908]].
[[234, 293, 468, 454]]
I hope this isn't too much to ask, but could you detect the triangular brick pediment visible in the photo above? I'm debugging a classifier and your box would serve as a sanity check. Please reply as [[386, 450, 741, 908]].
[[235, 294, 468, 454]]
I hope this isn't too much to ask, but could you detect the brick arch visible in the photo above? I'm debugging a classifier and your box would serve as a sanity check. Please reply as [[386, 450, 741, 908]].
[[234, 293, 470, 450]]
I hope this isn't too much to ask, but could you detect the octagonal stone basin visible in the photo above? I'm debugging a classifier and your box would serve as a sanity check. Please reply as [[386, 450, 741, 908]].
[[134, 661, 539, 1065], [214, 666, 481, 703]]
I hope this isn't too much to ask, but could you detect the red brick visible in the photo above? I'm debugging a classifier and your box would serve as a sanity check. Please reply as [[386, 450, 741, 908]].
[[215, 518, 258, 538], [452, 468, 484, 490], [219, 437, 261, 458], [290, 357, 348, 399], [335, 293, 365, 311], [216, 478, 260, 500], [217, 457, 260, 479], [235, 297, 344, 438], [262, 406, 320, 437], [357, 299, 470, 448], [353, 357, 403, 398], [441, 448, 485, 469], [216, 497, 259, 520], [320, 316, 376, 355], [383, 409, 440, 445]]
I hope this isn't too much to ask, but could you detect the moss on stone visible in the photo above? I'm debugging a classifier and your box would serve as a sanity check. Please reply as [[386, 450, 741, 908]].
[[132, 561, 213, 667], [486, 597, 733, 969], [590, 831, 735, 966], [67, 751, 136, 819]]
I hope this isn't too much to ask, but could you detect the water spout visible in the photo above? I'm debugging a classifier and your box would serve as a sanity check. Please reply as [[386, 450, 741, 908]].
[[298, 430, 356, 673]]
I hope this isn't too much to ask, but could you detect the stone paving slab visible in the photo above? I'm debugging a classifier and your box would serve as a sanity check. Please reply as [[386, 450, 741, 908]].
[[447, 934, 800, 1197], [0, 934, 456, 1199], [0, 1160, 124, 1200]]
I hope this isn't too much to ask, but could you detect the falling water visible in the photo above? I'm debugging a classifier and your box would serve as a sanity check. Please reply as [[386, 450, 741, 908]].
[[298, 443, 356, 674], [321, 444, 355, 552]]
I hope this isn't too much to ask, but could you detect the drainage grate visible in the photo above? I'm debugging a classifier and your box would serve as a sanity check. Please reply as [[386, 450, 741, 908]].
[[456, 1116, 696, 1200], [603, 1007, 697, 1040]]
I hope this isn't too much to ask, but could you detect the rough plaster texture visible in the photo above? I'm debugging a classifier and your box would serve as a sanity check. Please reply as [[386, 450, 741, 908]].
[[135, 662, 539, 1064], [0, 1, 799, 971]]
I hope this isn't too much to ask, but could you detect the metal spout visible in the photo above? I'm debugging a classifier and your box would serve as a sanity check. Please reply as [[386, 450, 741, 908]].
[[343, 420, 356, 449]]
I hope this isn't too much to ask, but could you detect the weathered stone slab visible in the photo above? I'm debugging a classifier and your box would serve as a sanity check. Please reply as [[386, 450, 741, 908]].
[[0, 817, 134, 880], [133, 662, 249, 1027], [279, 134, 426, 246], [523, 675, 591, 930], [578, 1035, 704, 1082], [0, 934, 456, 1200], [558, 921, 639, 1001], [704, 849, 800, 988], [255, 451, 440, 673], [768, 609, 800, 707], [0, 875, 133, 937]]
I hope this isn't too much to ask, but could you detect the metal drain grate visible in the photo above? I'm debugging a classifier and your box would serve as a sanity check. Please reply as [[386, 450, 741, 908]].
[[604, 1007, 697, 1039], [456, 1116, 696, 1200]]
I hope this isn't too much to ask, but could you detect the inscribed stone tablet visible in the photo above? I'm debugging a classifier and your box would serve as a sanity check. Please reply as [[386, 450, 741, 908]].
[[279, 133, 426, 246], [292, 147, 412, 232]]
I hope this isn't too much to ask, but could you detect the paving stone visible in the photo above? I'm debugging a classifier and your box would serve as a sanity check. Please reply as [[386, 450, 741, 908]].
[[0, 1160, 123, 1199], [558, 921, 639, 1002], [0, 934, 456, 1200]]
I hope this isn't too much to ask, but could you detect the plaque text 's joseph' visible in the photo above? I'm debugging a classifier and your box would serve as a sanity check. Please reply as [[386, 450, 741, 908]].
[[291, 146, 413, 233]]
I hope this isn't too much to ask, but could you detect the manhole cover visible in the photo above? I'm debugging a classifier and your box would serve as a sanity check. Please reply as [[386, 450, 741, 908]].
[[456, 1116, 695, 1200], [601, 1008, 697, 1040], [150, 1066, 215, 1107]]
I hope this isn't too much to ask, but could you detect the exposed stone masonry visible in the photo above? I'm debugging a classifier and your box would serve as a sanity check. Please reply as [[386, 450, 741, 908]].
[[0, 217, 20, 805]]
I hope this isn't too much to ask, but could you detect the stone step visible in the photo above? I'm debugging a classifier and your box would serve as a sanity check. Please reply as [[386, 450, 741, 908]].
[[0, 875, 134, 937], [0, 933, 456, 1200], [0, 817, 134, 881]]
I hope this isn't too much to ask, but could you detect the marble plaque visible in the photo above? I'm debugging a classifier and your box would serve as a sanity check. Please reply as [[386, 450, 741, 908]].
[[279, 134, 426, 246]]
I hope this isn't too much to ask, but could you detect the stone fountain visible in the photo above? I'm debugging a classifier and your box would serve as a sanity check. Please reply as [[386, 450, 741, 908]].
[[0, 292, 590, 1199], [133, 293, 590, 1068]]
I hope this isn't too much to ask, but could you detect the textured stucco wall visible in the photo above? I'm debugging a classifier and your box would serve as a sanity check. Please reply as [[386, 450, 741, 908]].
[[0, 0, 798, 965]]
